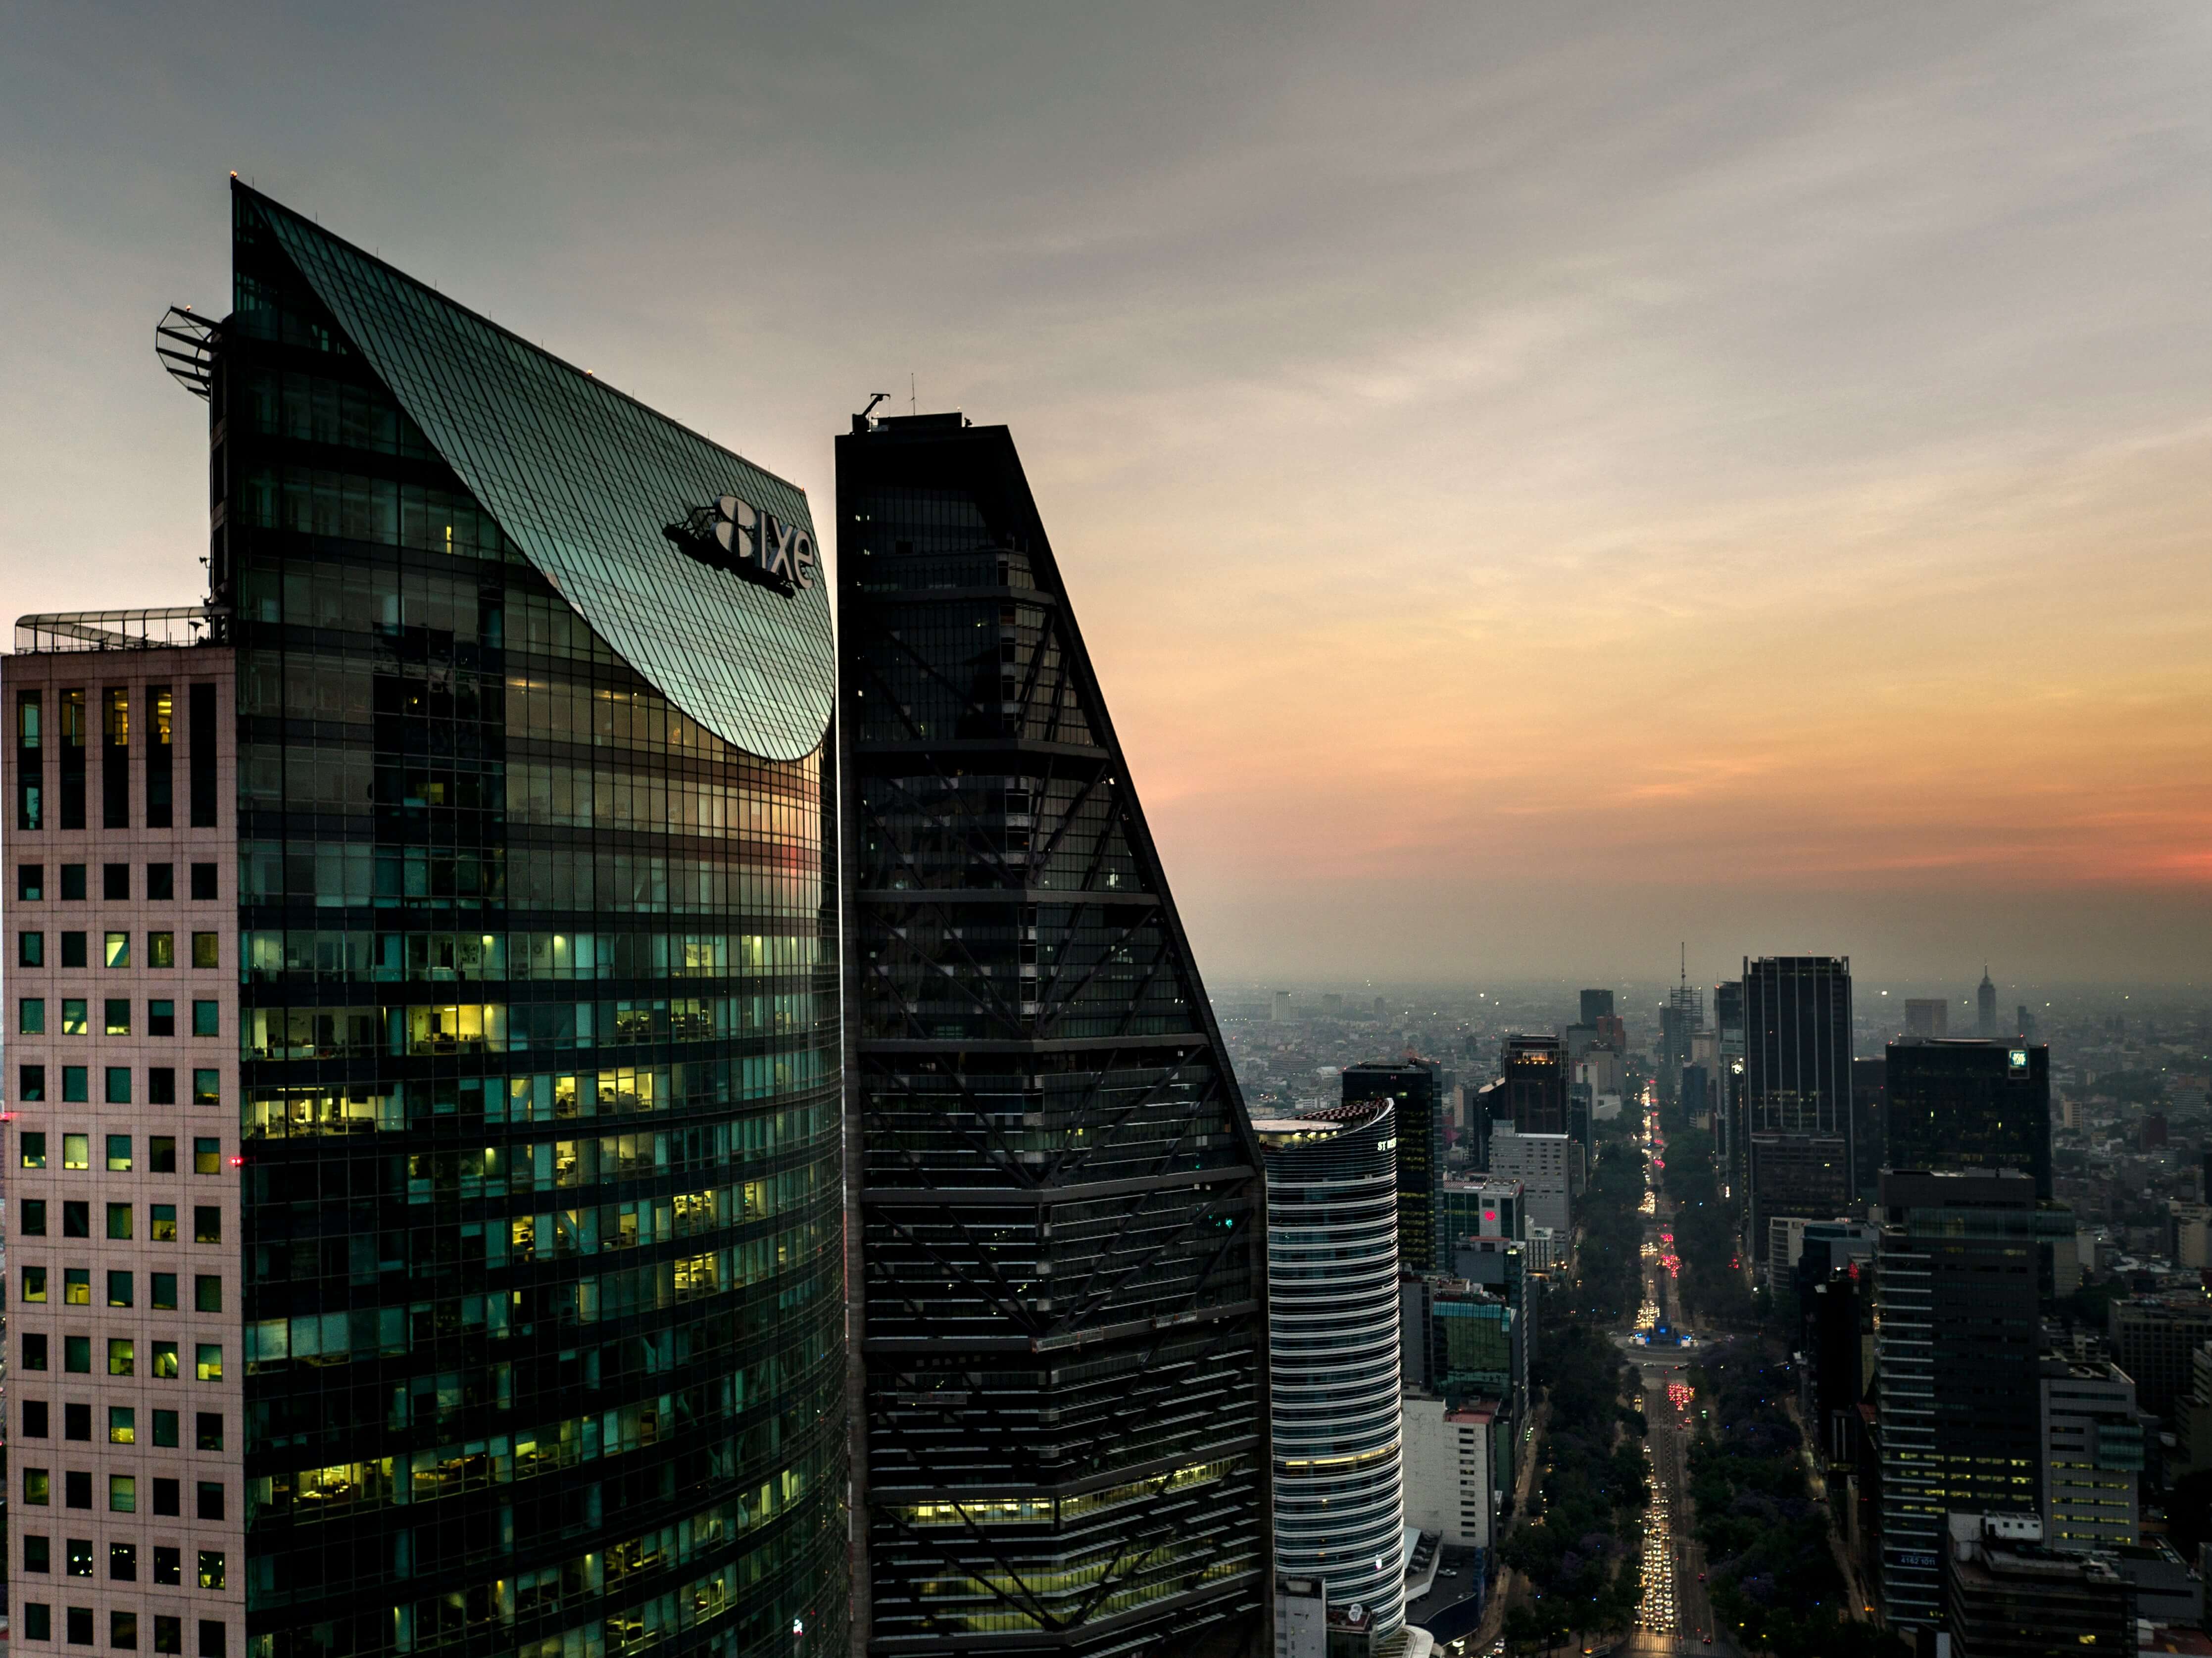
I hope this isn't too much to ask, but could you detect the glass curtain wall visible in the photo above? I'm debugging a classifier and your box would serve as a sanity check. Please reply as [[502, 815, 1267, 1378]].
[[223, 190, 845, 1658]]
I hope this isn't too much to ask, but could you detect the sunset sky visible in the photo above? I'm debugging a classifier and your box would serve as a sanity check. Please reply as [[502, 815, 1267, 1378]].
[[3, 2, 2206, 985]]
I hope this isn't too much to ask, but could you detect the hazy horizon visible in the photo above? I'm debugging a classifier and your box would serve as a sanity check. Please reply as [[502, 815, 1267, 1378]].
[[4, 2, 2207, 983]]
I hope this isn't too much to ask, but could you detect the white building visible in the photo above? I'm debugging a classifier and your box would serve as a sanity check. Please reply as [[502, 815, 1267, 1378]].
[[1488, 1125, 1573, 1234], [2040, 1358, 2141, 1551], [1400, 1396, 1503, 1550]]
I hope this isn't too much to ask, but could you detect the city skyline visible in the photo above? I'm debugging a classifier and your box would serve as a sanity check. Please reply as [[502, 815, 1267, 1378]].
[[4, 3, 2208, 987]]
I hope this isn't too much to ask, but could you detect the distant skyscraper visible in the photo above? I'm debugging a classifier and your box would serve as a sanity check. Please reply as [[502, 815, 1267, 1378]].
[[838, 411, 1268, 1652], [1977, 966, 1998, 1039], [1256, 1106, 1407, 1645], [1579, 987, 1615, 1025], [1905, 998, 1949, 1040], [1850, 1056, 1887, 1198], [2016, 1003, 2037, 1043], [1744, 956, 1855, 1276], [1714, 979, 1746, 1182], [1499, 1033, 1569, 1136], [1885, 1040, 2053, 1199], [1875, 1170, 2053, 1629], [1344, 1061, 1445, 1273], [1273, 988, 1293, 1022]]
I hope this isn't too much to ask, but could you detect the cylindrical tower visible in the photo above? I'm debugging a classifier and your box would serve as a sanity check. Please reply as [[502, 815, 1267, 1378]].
[[1257, 1104, 1405, 1642]]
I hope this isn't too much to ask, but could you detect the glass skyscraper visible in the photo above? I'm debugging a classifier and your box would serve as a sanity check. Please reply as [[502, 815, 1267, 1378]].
[[836, 412, 1269, 1656], [5, 184, 846, 1658]]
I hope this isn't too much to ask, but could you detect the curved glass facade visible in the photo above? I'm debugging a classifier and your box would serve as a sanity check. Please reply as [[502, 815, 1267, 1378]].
[[1257, 1106, 1405, 1639], [222, 189, 845, 1658]]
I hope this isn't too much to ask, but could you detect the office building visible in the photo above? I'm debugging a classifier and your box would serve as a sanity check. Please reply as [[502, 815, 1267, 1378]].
[[1977, 968, 1999, 1040], [1439, 1177, 1521, 1248], [1714, 979, 1745, 1185], [1255, 1108, 1406, 1648], [2039, 1359, 2141, 1552], [1943, 1514, 2133, 1657], [1875, 1170, 2057, 1629], [1905, 998, 1949, 1041], [1496, 1035, 1567, 1137], [1400, 1276, 1520, 1408], [2, 184, 851, 1658], [1848, 1056, 1884, 1200], [1486, 1126, 1573, 1236], [1271, 989, 1292, 1023], [1744, 956, 1854, 1281], [837, 411, 1269, 1652], [1342, 1060, 1446, 1274], [1400, 1397, 1505, 1554], [2108, 1299, 2212, 1425], [1886, 1040, 2052, 1199], [1273, 1577, 1326, 1658], [1578, 989, 1614, 1026], [1804, 1265, 1872, 1470]]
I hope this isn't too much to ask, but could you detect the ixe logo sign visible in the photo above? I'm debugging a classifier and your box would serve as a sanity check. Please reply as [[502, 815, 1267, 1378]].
[[664, 494, 818, 594]]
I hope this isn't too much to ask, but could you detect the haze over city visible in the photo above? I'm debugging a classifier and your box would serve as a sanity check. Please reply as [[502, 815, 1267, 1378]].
[[4, 1, 2207, 983]]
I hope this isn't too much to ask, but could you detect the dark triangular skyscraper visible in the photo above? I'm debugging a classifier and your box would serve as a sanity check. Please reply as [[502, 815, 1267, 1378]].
[[837, 413, 1270, 1656]]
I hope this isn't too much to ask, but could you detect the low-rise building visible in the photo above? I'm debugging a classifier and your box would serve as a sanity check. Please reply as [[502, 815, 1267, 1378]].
[[1943, 1512, 2134, 1656]]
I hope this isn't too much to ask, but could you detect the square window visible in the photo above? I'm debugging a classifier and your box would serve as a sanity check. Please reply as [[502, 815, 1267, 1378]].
[[21, 1062, 48, 1099], [65, 1469, 92, 1509], [109, 1542, 136, 1583], [107, 1475, 135, 1513], [67, 1539, 93, 1576], [62, 1268, 89, 1306], [20, 862, 45, 901], [24, 1197, 49, 1233], [192, 1069, 219, 1107], [189, 863, 217, 901], [147, 932, 175, 970], [195, 1412, 222, 1452], [104, 999, 130, 1036], [194, 1206, 221, 1244], [150, 1138, 177, 1174], [113, 1611, 139, 1652], [193, 1138, 219, 1174], [196, 1482, 224, 1522], [22, 1264, 48, 1301], [104, 1067, 131, 1105], [63, 1335, 90, 1372], [152, 1273, 177, 1310], [152, 1409, 179, 1448], [194, 1343, 221, 1382], [196, 1554, 224, 1592], [191, 933, 218, 970], [21, 995, 47, 1034], [147, 863, 174, 900], [25, 1533, 51, 1572], [62, 1133, 89, 1169], [106, 1202, 132, 1239], [102, 865, 128, 902], [24, 1465, 50, 1504], [23, 1331, 49, 1368], [26, 1604, 53, 1643], [151, 1341, 178, 1379], [148, 999, 176, 1036], [148, 1067, 176, 1106], [21, 930, 45, 966], [106, 1270, 133, 1308], [197, 1621, 224, 1658], [64, 1403, 90, 1441], [108, 1338, 134, 1376], [72, 1606, 98, 1645], [22, 1129, 49, 1167], [61, 1066, 88, 1103], [191, 1001, 219, 1038], [103, 933, 128, 970], [24, 1398, 49, 1435], [60, 864, 86, 901], [152, 1485, 180, 1523], [63, 1201, 86, 1236], [193, 1275, 221, 1314], [154, 1619, 181, 1657], [60, 998, 85, 1035], [151, 1200, 178, 1237], [105, 1134, 131, 1171], [107, 1407, 134, 1444]]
